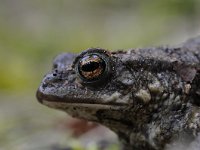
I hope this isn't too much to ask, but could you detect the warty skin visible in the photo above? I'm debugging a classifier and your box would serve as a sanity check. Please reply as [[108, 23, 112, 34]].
[[37, 37, 200, 150]]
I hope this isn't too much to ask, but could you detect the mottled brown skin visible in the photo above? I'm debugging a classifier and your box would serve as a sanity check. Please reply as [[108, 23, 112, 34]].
[[37, 37, 200, 150]]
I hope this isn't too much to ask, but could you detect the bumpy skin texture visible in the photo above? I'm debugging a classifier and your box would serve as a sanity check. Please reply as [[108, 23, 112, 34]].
[[37, 37, 200, 150]]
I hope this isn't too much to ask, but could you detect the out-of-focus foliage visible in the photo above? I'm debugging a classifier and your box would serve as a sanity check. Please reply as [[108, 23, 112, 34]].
[[0, 0, 200, 92]]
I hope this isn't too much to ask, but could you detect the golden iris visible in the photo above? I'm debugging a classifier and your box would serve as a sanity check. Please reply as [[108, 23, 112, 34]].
[[78, 54, 106, 80]]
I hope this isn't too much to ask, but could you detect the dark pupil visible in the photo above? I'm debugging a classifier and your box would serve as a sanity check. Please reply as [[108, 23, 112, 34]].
[[81, 61, 100, 72]]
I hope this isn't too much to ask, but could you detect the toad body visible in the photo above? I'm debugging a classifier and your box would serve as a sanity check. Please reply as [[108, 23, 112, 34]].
[[37, 37, 200, 150]]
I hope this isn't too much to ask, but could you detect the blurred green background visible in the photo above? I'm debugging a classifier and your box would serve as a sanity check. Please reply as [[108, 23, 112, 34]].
[[0, 0, 200, 150]]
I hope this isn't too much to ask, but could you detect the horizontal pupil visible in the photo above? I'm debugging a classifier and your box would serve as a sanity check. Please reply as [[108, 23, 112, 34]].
[[81, 61, 100, 72]]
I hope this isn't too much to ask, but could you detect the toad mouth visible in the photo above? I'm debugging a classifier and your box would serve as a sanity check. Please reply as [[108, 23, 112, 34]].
[[36, 89, 128, 109], [42, 101, 126, 110]]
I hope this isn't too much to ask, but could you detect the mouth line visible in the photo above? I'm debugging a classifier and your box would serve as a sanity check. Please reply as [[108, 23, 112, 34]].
[[43, 100, 127, 110], [36, 90, 127, 106]]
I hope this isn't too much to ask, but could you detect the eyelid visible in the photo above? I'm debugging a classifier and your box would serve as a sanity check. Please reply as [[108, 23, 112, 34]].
[[72, 48, 111, 68]]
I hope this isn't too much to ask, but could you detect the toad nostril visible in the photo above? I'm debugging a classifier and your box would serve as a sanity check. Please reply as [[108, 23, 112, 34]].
[[53, 73, 57, 76]]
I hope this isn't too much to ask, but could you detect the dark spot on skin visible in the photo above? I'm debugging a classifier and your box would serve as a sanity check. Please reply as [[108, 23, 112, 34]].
[[42, 83, 48, 88], [190, 73, 200, 106], [192, 91, 200, 106], [53, 64, 58, 69], [170, 103, 182, 111], [53, 73, 57, 76], [117, 131, 130, 143]]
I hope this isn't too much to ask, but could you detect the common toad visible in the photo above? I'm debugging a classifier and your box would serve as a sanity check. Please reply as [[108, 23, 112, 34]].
[[37, 37, 200, 150]]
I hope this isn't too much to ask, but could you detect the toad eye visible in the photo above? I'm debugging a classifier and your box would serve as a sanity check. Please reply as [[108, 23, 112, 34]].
[[74, 49, 113, 86], [78, 55, 106, 81]]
